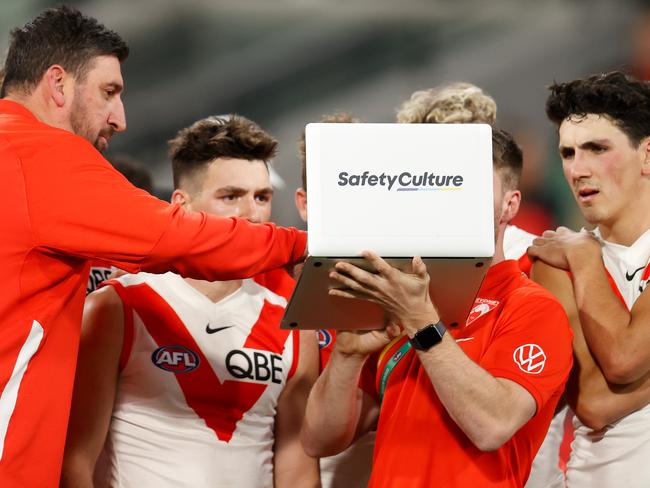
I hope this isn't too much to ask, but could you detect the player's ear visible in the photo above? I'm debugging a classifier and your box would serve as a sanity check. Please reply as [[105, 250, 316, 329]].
[[501, 189, 521, 224], [171, 189, 191, 209], [641, 136, 650, 176], [294, 187, 308, 222]]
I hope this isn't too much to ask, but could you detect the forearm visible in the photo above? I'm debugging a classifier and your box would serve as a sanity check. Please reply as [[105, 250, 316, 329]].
[[301, 350, 370, 457], [568, 252, 638, 382], [59, 456, 94, 488], [274, 450, 320, 488], [144, 209, 307, 281], [571, 347, 650, 430], [415, 334, 532, 450]]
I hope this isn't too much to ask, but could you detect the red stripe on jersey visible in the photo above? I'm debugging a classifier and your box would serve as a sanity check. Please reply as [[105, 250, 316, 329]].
[[287, 331, 300, 380], [107, 281, 135, 372], [604, 268, 628, 309], [117, 283, 281, 443], [242, 300, 288, 353], [642, 264, 650, 281], [558, 408, 575, 473], [254, 268, 295, 300]]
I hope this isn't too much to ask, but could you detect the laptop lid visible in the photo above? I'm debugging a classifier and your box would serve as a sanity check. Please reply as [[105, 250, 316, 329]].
[[306, 123, 495, 257]]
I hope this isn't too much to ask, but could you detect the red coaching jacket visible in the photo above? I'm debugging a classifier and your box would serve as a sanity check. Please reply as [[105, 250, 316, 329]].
[[0, 100, 306, 487]]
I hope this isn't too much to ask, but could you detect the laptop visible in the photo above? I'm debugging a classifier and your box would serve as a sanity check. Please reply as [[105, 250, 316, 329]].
[[281, 123, 494, 330]]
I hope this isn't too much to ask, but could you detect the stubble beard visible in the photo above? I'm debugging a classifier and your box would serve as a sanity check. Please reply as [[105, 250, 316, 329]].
[[69, 95, 106, 151]]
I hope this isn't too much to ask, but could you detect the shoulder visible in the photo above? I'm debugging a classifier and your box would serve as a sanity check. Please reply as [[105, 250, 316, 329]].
[[504, 225, 538, 261], [500, 275, 571, 328], [86, 284, 123, 310], [83, 285, 126, 337], [247, 277, 289, 308], [254, 268, 295, 301]]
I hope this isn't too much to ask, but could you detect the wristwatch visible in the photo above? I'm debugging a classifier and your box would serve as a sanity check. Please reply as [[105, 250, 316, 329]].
[[408, 320, 446, 351]]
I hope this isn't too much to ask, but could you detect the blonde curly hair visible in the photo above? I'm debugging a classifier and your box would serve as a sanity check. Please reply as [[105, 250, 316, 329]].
[[396, 82, 496, 125]]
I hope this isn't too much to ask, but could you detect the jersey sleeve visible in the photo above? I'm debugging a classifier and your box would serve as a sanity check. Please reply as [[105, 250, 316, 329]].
[[479, 290, 573, 411], [24, 137, 306, 281]]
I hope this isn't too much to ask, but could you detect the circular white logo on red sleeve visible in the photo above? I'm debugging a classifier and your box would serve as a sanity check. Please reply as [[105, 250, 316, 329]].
[[513, 344, 546, 374]]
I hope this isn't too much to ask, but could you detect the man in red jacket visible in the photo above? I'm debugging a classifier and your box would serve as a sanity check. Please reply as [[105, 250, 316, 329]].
[[0, 6, 305, 487]]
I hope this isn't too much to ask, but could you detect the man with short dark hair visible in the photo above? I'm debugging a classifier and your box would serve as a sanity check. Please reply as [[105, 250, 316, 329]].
[[0, 7, 305, 486], [529, 70, 650, 487], [301, 129, 573, 487]]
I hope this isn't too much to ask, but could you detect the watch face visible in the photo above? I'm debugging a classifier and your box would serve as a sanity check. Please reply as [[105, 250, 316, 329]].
[[410, 321, 446, 350]]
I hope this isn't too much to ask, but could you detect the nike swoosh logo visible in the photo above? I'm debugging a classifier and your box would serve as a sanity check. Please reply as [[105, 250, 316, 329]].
[[206, 324, 233, 334], [626, 266, 645, 281], [456, 337, 475, 343]]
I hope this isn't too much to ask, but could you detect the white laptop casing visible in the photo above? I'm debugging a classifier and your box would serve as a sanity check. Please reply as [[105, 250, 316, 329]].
[[306, 123, 494, 257]]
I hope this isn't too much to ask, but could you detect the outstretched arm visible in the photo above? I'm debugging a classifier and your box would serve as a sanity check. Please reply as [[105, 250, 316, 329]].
[[26, 140, 307, 281]]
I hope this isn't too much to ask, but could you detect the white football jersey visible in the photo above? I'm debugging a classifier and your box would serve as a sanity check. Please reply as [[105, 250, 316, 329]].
[[566, 228, 650, 488], [525, 406, 570, 488], [504, 224, 536, 261], [96, 272, 297, 488]]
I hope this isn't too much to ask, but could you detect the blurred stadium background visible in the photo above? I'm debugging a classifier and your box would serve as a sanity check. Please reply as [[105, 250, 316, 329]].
[[2, 0, 649, 231]]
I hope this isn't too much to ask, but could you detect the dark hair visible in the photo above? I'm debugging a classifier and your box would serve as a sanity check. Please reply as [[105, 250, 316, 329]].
[[492, 128, 523, 191], [169, 114, 277, 190], [546, 71, 650, 146], [109, 155, 153, 194], [298, 112, 361, 191], [1, 5, 128, 97]]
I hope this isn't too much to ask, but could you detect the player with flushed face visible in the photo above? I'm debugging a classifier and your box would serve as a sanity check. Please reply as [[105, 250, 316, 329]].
[[558, 114, 650, 240], [173, 157, 273, 223]]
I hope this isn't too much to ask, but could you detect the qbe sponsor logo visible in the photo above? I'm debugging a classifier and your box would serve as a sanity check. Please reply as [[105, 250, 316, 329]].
[[226, 349, 284, 384], [513, 344, 546, 374], [337, 171, 464, 192], [152, 345, 200, 373]]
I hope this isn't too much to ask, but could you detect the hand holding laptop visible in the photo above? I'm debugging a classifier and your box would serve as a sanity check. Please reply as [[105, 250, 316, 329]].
[[329, 252, 441, 330], [333, 322, 402, 358]]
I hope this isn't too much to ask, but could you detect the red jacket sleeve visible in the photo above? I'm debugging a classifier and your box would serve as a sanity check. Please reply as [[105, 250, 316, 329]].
[[23, 136, 306, 281]]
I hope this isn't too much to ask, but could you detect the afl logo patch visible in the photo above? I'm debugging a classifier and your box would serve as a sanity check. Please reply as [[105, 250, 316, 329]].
[[317, 329, 332, 349], [152, 345, 200, 373]]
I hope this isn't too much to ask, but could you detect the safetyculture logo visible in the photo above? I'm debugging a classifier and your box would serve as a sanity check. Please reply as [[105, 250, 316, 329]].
[[337, 171, 464, 192], [513, 344, 546, 375]]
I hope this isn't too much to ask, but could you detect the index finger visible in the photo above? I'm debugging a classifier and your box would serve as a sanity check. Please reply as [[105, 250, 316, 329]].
[[360, 251, 394, 276]]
